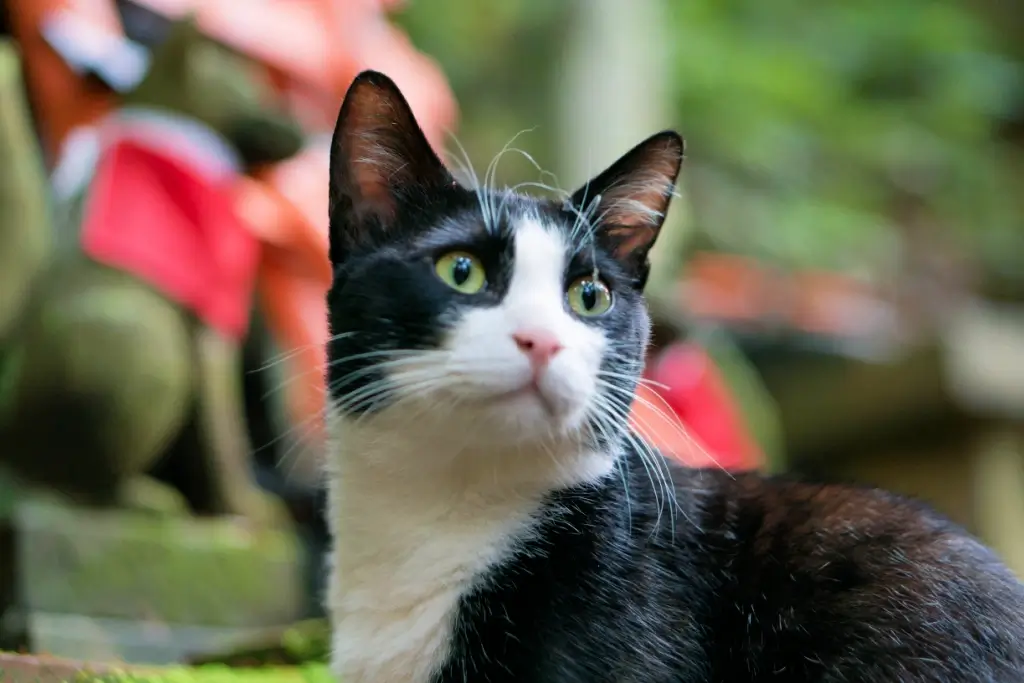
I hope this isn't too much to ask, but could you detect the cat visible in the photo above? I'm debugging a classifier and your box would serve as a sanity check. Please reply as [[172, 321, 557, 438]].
[[323, 70, 1024, 683]]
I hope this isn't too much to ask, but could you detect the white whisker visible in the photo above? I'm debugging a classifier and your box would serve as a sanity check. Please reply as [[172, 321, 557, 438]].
[[445, 131, 493, 233], [588, 391, 678, 535], [483, 127, 539, 227], [597, 374, 733, 479]]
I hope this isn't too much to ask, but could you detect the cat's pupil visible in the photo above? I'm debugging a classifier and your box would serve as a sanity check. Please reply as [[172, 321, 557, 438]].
[[580, 282, 598, 310], [452, 257, 472, 285]]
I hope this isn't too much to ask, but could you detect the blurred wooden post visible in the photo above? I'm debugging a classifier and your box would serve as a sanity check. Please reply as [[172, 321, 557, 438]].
[[972, 429, 1024, 578], [946, 301, 1024, 578], [554, 0, 691, 309]]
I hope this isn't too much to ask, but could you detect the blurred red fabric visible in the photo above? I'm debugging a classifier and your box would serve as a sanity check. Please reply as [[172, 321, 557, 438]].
[[81, 138, 259, 340], [632, 342, 762, 471]]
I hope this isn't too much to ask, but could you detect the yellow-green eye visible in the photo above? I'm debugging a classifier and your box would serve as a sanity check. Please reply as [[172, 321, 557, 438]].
[[567, 276, 613, 317], [435, 251, 486, 294]]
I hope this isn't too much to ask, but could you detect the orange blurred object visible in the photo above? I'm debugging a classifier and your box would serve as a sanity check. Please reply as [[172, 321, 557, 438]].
[[5, 0, 120, 156], [236, 142, 334, 440]]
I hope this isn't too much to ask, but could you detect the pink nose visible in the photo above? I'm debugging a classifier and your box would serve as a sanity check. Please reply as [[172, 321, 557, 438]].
[[512, 329, 564, 372]]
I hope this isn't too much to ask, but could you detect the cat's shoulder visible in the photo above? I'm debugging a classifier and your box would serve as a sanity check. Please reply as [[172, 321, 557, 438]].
[[679, 461, 1013, 575], [670, 461, 1024, 675]]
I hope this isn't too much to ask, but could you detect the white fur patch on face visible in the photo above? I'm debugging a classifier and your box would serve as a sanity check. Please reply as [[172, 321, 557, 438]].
[[392, 216, 606, 442]]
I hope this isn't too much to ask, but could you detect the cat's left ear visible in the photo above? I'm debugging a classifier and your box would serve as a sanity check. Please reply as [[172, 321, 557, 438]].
[[567, 131, 684, 279], [329, 70, 455, 263]]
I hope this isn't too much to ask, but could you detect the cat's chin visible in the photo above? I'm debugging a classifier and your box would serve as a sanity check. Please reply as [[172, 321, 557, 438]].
[[383, 385, 587, 448], [484, 382, 561, 417], [488, 392, 580, 438]]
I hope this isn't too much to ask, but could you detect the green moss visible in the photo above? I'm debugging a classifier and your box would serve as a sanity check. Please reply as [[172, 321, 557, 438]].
[[280, 621, 330, 664], [72, 663, 332, 683], [2, 653, 333, 683], [186, 619, 330, 669]]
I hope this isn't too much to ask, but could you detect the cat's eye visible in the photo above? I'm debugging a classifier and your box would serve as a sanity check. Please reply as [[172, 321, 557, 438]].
[[435, 251, 486, 294], [567, 276, 613, 317]]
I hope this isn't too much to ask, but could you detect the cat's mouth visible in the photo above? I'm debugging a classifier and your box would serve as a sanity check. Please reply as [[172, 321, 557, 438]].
[[489, 381, 558, 416]]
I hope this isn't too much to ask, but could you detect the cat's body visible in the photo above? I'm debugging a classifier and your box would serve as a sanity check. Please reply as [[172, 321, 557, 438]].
[[438, 451, 1024, 683], [324, 71, 1024, 683]]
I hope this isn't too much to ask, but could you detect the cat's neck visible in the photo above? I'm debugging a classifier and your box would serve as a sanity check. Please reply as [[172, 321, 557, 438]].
[[326, 411, 616, 601], [326, 413, 594, 683], [326, 411, 616, 502], [324, 411, 620, 683]]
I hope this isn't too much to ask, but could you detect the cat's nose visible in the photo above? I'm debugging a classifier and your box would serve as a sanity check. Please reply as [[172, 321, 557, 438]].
[[512, 329, 564, 372]]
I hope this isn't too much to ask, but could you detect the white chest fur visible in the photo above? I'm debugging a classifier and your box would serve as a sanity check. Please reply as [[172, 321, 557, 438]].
[[325, 427, 545, 683]]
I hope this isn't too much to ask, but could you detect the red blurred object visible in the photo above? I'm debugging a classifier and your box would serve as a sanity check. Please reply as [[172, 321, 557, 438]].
[[630, 342, 762, 471], [80, 118, 259, 340], [678, 251, 895, 342]]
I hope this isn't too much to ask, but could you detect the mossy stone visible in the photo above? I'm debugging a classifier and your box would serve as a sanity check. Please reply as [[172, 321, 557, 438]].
[[14, 499, 305, 628]]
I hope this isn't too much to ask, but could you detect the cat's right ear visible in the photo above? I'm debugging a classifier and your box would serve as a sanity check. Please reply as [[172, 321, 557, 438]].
[[329, 70, 455, 265]]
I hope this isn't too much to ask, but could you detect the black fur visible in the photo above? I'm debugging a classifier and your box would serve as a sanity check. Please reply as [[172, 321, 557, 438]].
[[326, 70, 1024, 683], [440, 453, 1024, 682]]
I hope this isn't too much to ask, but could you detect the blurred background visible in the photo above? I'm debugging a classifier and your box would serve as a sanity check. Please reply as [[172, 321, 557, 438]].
[[0, 0, 1022, 679]]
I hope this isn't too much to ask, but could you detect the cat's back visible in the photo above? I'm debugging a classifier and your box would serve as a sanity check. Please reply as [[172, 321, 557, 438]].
[[681, 464, 1024, 681]]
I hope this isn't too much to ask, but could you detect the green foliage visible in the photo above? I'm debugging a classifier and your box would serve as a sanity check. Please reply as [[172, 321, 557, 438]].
[[667, 0, 1024, 280], [394, 0, 571, 187], [400, 0, 1024, 285]]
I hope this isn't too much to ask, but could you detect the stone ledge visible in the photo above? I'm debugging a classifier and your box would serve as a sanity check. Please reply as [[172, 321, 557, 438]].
[[13, 499, 305, 630]]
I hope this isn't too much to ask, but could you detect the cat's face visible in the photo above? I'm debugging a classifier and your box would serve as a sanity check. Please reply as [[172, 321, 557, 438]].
[[326, 71, 682, 457]]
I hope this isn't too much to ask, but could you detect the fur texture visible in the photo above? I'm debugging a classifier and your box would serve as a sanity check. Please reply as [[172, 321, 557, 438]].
[[324, 70, 1024, 683]]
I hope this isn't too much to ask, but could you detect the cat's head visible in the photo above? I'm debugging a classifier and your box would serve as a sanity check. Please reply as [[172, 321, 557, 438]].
[[326, 71, 682, 467]]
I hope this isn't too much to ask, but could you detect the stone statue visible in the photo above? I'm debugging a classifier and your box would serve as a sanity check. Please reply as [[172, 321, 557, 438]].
[[0, 20, 303, 522]]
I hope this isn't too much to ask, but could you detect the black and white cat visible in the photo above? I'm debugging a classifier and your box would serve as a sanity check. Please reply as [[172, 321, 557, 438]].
[[323, 70, 1024, 683]]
